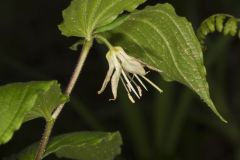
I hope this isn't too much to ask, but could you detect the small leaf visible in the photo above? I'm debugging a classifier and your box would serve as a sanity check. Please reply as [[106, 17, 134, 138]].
[[69, 39, 85, 51], [103, 3, 227, 122], [17, 132, 122, 160], [58, 0, 146, 39], [0, 81, 67, 144]]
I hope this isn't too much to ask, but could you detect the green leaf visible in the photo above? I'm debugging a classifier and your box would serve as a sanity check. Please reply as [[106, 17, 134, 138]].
[[17, 131, 122, 160], [69, 39, 85, 51], [0, 81, 67, 145], [58, 0, 146, 39], [103, 3, 227, 122], [94, 14, 130, 34]]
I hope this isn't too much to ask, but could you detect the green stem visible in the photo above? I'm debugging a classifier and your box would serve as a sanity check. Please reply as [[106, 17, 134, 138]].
[[34, 119, 55, 160], [52, 38, 93, 119], [34, 38, 93, 160], [95, 34, 113, 49]]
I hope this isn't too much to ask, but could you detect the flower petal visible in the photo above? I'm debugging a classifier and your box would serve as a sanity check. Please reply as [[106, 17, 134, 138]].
[[98, 54, 114, 94], [116, 47, 146, 75], [110, 61, 122, 100]]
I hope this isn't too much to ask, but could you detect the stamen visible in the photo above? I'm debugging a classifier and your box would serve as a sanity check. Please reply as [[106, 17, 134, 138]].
[[128, 94, 135, 103], [134, 74, 148, 91], [137, 86, 142, 97], [140, 75, 163, 93], [126, 83, 132, 92], [120, 77, 135, 103], [121, 70, 140, 99], [120, 77, 131, 94], [126, 73, 143, 97]]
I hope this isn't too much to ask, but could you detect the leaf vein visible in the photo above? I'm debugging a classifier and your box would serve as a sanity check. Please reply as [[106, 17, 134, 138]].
[[130, 18, 194, 89]]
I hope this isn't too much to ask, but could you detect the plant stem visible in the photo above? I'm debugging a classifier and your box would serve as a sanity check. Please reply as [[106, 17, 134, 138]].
[[34, 38, 93, 160], [34, 119, 55, 160], [95, 34, 113, 49], [52, 38, 93, 119]]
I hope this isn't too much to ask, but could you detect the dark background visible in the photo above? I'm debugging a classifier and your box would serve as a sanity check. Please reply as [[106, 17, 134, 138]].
[[0, 0, 240, 159]]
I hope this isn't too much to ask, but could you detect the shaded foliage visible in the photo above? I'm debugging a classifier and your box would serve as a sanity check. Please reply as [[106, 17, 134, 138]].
[[0, 0, 240, 160]]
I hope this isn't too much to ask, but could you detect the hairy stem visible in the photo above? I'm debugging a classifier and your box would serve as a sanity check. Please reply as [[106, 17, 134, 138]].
[[52, 38, 93, 119], [34, 119, 55, 160], [34, 38, 93, 160]]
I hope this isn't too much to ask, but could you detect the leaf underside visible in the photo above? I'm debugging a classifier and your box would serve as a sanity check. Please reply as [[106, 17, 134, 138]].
[[103, 3, 226, 122], [0, 81, 67, 145], [17, 132, 122, 160], [58, 0, 146, 39]]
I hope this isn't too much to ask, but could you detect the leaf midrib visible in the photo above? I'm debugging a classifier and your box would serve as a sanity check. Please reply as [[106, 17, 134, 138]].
[[149, 9, 204, 74], [130, 18, 193, 89]]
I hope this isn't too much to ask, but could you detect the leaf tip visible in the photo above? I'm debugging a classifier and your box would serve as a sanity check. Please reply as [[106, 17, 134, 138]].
[[214, 109, 228, 123], [207, 99, 228, 123]]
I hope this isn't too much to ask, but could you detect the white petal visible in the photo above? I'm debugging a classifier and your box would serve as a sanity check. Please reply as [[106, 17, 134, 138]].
[[110, 61, 122, 100], [98, 54, 114, 94], [122, 60, 146, 75], [115, 47, 146, 75]]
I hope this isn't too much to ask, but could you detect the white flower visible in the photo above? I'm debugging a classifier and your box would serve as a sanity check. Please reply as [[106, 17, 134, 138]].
[[98, 46, 162, 103]]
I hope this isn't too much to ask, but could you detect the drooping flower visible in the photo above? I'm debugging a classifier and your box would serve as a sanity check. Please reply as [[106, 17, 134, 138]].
[[98, 46, 162, 103]]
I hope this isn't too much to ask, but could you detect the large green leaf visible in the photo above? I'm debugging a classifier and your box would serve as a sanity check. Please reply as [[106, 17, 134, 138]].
[[0, 81, 67, 144], [103, 3, 226, 122], [17, 132, 122, 160], [58, 0, 146, 39]]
